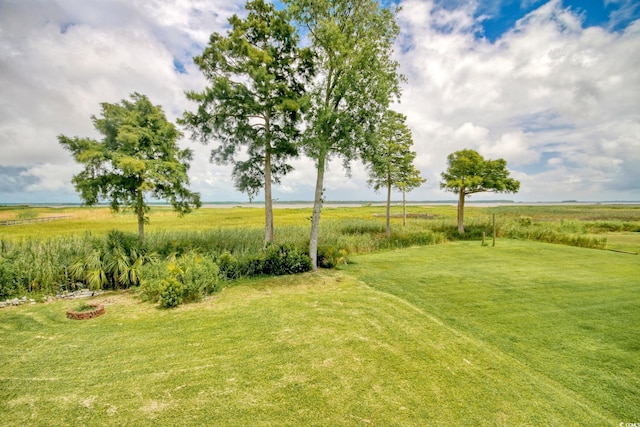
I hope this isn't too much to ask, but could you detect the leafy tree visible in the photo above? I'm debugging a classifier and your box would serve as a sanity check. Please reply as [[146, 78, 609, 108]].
[[59, 93, 201, 243], [181, 0, 312, 245], [440, 149, 520, 234], [365, 110, 425, 236], [286, 0, 402, 268]]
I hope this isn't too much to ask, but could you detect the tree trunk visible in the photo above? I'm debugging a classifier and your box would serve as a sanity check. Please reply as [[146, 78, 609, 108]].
[[385, 176, 391, 238], [457, 191, 466, 234], [309, 152, 326, 270], [402, 189, 407, 226], [264, 129, 274, 245], [136, 190, 145, 244]]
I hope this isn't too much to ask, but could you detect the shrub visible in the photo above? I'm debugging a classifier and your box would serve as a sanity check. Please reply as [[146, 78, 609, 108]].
[[177, 253, 221, 303], [317, 246, 349, 269], [262, 244, 313, 275], [139, 260, 168, 303], [159, 277, 183, 309], [217, 251, 241, 280], [0, 257, 20, 299], [141, 252, 221, 306]]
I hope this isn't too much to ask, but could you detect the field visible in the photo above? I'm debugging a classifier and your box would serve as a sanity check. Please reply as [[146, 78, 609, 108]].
[[1, 204, 639, 425]]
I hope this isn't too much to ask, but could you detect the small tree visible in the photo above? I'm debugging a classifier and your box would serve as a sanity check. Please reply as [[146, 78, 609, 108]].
[[181, 0, 312, 245], [59, 93, 201, 243], [365, 110, 425, 237], [440, 149, 520, 234]]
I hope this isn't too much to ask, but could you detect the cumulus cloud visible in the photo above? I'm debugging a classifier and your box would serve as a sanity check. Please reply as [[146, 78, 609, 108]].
[[395, 0, 640, 200], [0, 0, 638, 203]]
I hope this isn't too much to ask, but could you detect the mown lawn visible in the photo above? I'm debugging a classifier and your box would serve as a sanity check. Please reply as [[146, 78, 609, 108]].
[[1, 239, 638, 425]]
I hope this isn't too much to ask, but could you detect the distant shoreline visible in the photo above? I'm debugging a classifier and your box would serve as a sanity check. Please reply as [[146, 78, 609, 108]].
[[2, 200, 639, 209]]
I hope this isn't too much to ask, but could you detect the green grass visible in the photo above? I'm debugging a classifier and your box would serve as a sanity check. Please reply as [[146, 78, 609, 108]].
[[2, 239, 639, 425]]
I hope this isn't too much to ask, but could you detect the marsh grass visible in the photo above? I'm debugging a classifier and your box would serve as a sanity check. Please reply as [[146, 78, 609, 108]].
[[1, 204, 638, 298], [1, 240, 638, 425]]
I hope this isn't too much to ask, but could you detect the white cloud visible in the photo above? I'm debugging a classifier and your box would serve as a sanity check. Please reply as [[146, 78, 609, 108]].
[[396, 0, 640, 201], [0, 0, 638, 203]]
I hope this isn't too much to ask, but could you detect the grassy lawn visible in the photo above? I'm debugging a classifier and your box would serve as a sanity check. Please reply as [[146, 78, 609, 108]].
[[2, 239, 638, 425]]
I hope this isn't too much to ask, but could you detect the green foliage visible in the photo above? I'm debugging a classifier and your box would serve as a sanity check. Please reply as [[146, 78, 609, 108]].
[[440, 149, 520, 233], [216, 251, 242, 280], [138, 260, 167, 303], [140, 252, 221, 306], [317, 246, 349, 268], [68, 230, 152, 291], [286, 0, 403, 267], [159, 277, 183, 309], [182, 0, 312, 243], [1, 205, 635, 299], [261, 244, 313, 275], [0, 258, 20, 299], [216, 244, 312, 279], [73, 302, 94, 312], [59, 92, 201, 242], [364, 110, 425, 236], [365, 110, 424, 194], [173, 253, 221, 303]]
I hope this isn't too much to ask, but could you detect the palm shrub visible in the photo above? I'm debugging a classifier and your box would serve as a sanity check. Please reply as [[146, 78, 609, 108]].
[[69, 230, 156, 290]]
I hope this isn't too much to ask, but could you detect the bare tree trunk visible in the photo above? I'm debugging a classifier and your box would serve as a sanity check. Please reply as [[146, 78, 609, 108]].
[[402, 189, 407, 226], [457, 191, 465, 234], [309, 153, 326, 270], [385, 178, 391, 238], [136, 190, 145, 244], [264, 130, 274, 245]]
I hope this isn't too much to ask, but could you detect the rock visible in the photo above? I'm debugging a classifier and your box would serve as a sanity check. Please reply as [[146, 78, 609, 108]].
[[0, 302, 7, 308]]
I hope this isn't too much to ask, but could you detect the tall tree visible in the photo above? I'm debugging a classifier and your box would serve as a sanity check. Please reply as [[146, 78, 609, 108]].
[[59, 93, 201, 243], [181, 0, 312, 245], [440, 149, 520, 234], [365, 110, 425, 237], [286, 0, 402, 268]]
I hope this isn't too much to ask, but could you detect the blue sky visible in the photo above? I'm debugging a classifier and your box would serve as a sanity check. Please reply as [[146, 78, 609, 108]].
[[474, 0, 640, 40], [0, 0, 639, 203]]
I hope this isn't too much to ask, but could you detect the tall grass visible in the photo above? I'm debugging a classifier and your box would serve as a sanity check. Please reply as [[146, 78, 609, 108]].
[[0, 235, 94, 297], [2, 204, 636, 299]]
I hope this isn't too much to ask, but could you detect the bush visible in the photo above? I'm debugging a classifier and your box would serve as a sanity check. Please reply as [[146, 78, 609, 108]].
[[139, 260, 168, 303], [317, 246, 349, 269], [262, 244, 313, 275], [178, 253, 221, 303], [159, 277, 183, 309], [217, 251, 241, 280], [0, 257, 20, 299], [141, 252, 221, 306], [216, 245, 312, 278]]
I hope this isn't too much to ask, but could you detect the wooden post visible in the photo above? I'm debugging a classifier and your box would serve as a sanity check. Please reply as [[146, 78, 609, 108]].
[[482, 232, 486, 246]]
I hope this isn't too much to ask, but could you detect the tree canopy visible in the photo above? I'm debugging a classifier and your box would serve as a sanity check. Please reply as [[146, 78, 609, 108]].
[[366, 110, 425, 236], [440, 149, 520, 233], [59, 93, 201, 242], [286, 0, 403, 268], [181, 0, 313, 244]]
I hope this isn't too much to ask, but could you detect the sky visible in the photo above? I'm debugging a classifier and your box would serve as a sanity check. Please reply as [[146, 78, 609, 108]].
[[1, 0, 639, 204]]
